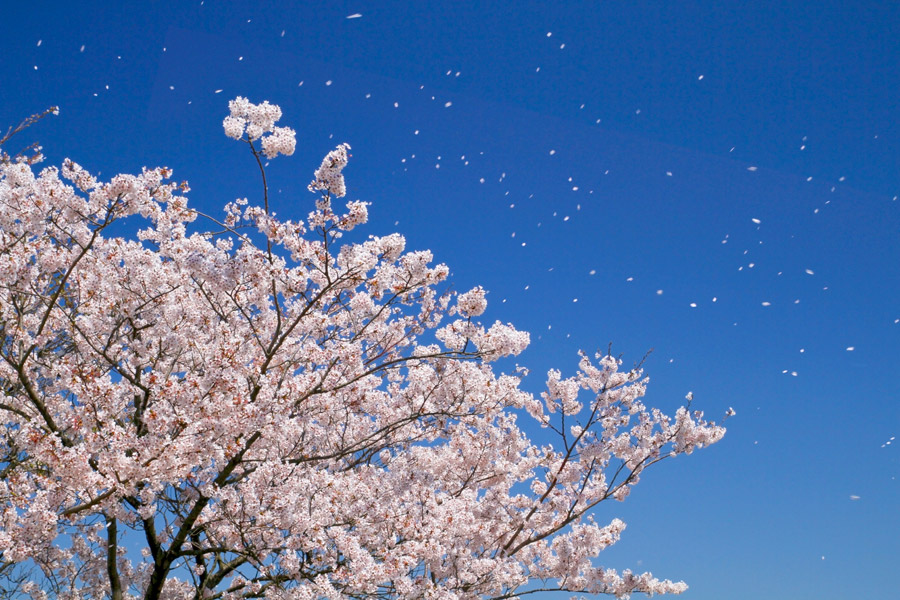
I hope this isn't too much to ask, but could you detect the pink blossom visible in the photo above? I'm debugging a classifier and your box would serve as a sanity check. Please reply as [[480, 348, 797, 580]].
[[0, 99, 728, 599], [309, 143, 351, 198], [223, 96, 297, 158], [456, 285, 488, 317]]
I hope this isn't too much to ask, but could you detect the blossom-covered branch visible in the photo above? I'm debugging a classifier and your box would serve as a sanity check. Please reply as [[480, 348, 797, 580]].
[[0, 98, 730, 600]]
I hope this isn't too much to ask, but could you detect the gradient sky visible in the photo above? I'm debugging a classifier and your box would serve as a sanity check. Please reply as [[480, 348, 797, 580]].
[[2, 2, 898, 598]]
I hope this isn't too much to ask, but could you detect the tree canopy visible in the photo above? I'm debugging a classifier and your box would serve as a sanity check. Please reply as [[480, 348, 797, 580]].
[[0, 100, 728, 599]]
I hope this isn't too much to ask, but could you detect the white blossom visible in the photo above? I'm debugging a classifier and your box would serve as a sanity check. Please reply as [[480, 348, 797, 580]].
[[0, 99, 728, 599], [457, 285, 488, 317], [309, 143, 351, 198], [223, 96, 297, 158]]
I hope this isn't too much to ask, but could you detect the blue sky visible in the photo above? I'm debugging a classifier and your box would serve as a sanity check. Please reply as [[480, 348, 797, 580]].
[[2, 1, 898, 598]]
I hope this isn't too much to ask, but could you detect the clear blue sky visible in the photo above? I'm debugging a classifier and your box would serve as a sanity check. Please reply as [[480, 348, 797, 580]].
[[3, 1, 898, 598]]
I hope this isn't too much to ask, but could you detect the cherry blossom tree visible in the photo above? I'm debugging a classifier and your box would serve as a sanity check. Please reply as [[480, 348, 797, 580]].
[[0, 100, 730, 600]]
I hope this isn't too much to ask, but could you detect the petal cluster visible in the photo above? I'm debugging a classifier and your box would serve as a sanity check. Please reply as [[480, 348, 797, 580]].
[[223, 96, 296, 158], [308, 143, 351, 198]]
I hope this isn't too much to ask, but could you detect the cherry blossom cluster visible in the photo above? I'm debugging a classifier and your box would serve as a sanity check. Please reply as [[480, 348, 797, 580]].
[[223, 96, 296, 158], [456, 285, 488, 317], [0, 100, 729, 600], [308, 142, 351, 198]]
